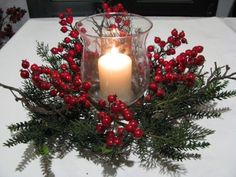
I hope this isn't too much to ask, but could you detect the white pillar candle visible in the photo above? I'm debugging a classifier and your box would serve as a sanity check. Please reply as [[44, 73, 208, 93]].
[[98, 47, 132, 101]]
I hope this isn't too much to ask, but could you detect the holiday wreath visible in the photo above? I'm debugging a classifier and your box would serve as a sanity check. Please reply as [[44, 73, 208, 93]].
[[0, 2, 236, 177]]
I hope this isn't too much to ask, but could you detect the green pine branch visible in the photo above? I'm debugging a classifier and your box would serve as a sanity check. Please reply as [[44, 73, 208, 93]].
[[16, 143, 38, 172], [40, 155, 55, 177]]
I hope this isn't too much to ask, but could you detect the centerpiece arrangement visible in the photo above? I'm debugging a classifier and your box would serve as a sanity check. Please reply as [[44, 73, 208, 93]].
[[0, 1, 236, 177]]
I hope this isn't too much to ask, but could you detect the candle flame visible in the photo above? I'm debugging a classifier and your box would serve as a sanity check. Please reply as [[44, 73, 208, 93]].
[[110, 46, 118, 53]]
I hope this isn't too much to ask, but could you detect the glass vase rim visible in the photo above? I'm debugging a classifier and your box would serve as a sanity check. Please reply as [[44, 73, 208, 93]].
[[76, 12, 153, 39]]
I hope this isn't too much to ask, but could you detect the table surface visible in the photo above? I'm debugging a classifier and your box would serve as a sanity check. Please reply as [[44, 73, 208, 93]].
[[0, 17, 236, 177]]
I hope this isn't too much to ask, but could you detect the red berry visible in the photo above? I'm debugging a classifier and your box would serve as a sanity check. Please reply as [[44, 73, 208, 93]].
[[108, 94, 116, 103], [63, 95, 71, 104], [129, 120, 138, 129], [111, 104, 119, 113], [185, 81, 194, 88], [178, 65, 185, 73], [98, 99, 106, 109], [181, 38, 187, 43], [102, 2, 109, 10], [82, 81, 92, 91], [173, 40, 181, 47], [147, 45, 154, 52], [20, 70, 29, 79], [185, 72, 196, 82], [106, 130, 115, 138], [144, 94, 152, 102], [169, 59, 176, 67], [60, 64, 68, 71], [171, 28, 178, 37], [32, 74, 41, 82], [42, 67, 51, 74], [40, 81, 51, 90], [133, 128, 144, 139], [106, 137, 114, 147], [21, 60, 30, 69], [197, 46, 204, 53], [176, 55, 187, 65], [125, 124, 135, 132], [149, 82, 158, 91], [185, 49, 192, 57], [113, 137, 122, 146], [49, 89, 58, 97], [64, 37, 71, 43], [195, 55, 205, 65], [74, 43, 83, 53], [60, 72, 72, 82], [122, 108, 133, 121], [96, 123, 104, 133], [156, 88, 165, 97], [117, 3, 124, 10], [73, 76, 81, 87], [80, 27, 87, 33], [70, 64, 79, 72], [98, 111, 106, 120], [193, 45, 204, 53], [167, 36, 174, 43], [169, 48, 176, 55], [102, 115, 112, 127], [59, 19, 67, 26], [84, 100, 91, 109], [68, 49, 76, 57], [164, 64, 173, 73], [69, 30, 79, 38], [66, 16, 73, 24], [191, 50, 198, 58], [179, 31, 185, 38], [115, 17, 122, 24], [124, 19, 130, 26], [155, 67, 162, 75], [60, 26, 68, 33], [154, 53, 160, 60], [58, 13, 64, 19], [147, 52, 152, 60], [51, 47, 59, 54], [30, 64, 39, 72], [66, 8, 73, 14], [50, 71, 60, 80], [159, 41, 166, 48], [154, 74, 163, 83], [154, 37, 161, 43], [117, 127, 124, 136], [117, 102, 126, 112]]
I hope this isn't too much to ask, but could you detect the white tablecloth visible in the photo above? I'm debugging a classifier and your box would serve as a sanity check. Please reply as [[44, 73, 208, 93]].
[[0, 17, 236, 177]]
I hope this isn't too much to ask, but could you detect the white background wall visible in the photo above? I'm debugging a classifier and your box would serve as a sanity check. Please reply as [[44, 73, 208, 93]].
[[0, 0, 235, 33]]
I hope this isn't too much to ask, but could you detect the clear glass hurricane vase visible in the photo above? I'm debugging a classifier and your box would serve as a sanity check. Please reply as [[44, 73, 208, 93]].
[[76, 13, 153, 105]]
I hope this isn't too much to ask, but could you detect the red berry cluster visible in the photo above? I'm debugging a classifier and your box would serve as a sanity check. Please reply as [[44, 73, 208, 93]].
[[102, 2, 126, 13], [0, 7, 26, 46], [19, 9, 91, 110], [146, 28, 205, 101], [101, 2, 131, 36], [96, 95, 144, 147], [58, 8, 83, 37], [6, 7, 26, 23], [20, 59, 91, 109]]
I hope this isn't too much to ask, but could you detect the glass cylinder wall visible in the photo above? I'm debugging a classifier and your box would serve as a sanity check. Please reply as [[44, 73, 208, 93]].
[[76, 13, 153, 105]]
